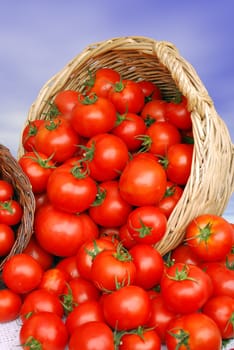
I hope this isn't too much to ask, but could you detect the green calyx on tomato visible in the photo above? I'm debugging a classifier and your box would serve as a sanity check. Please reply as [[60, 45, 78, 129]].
[[61, 284, 77, 315], [45, 118, 62, 131], [80, 93, 98, 105], [112, 80, 125, 93], [91, 185, 106, 206], [22, 336, 42, 350], [136, 135, 152, 153], [166, 264, 197, 283], [0, 200, 14, 214], [168, 328, 190, 350], [113, 243, 133, 263], [24, 150, 56, 169]]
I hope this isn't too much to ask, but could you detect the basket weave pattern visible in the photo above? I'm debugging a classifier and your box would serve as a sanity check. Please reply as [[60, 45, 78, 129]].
[[18, 36, 234, 255], [0, 144, 35, 272]]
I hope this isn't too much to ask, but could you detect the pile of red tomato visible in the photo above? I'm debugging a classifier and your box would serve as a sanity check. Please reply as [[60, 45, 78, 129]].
[[0, 179, 23, 258], [0, 67, 233, 350]]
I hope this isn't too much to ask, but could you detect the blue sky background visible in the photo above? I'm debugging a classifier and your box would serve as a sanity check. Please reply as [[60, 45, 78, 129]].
[[0, 0, 233, 220]]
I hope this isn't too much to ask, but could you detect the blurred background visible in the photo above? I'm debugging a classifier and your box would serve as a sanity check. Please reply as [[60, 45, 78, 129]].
[[0, 0, 233, 220]]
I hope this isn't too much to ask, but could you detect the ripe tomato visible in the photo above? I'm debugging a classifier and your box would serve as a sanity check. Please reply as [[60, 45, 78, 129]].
[[91, 247, 136, 291], [62, 276, 100, 314], [53, 89, 80, 120], [185, 214, 234, 262], [108, 79, 145, 114], [20, 311, 68, 350], [141, 99, 167, 126], [158, 181, 183, 218], [118, 328, 161, 350], [84, 67, 120, 98], [137, 80, 162, 101], [56, 255, 80, 281], [0, 288, 22, 323], [129, 243, 164, 289], [102, 285, 151, 331], [111, 112, 147, 152], [127, 206, 167, 245], [165, 312, 222, 350], [71, 94, 117, 138], [34, 203, 99, 257], [83, 133, 129, 182], [76, 237, 116, 281], [18, 151, 55, 194], [22, 120, 44, 152], [35, 116, 79, 163], [166, 96, 192, 130], [0, 199, 23, 226], [0, 179, 14, 201], [160, 262, 213, 314], [162, 143, 193, 185], [20, 289, 64, 323], [2, 253, 43, 294], [170, 243, 200, 265], [46, 162, 97, 213], [143, 121, 182, 156], [118, 223, 137, 249], [0, 223, 15, 256], [200, 261, 234, 298], [22, 235, 54, 270], [146, 293, 178, 343], [202, 295, 234, 339], [89, 181, 132, 227], [69, 321, 115, 350], [119, 154, 167, 206], [38, 268, 68, 296], [65, 300, 105, 335]]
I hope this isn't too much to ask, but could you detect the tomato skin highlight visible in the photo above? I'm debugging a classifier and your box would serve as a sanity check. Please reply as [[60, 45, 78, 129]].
[[0, 289, 22, 323]]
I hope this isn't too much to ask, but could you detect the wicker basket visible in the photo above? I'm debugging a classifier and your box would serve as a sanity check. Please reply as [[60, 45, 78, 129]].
[[18, 36, 234, 255], [0, 144, 35, 273]]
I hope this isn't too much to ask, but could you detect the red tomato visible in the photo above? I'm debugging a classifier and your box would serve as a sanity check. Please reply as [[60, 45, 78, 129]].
[[200, 261, 234, 298], [46, 163, 97, 213], [143, 121, 182, 156], [69, 321, 114, 350], [185, 214, 234, 262], [53, 89, 80, 120], [84, 67, 120, 98], [137, 80, 162, 101], [127, 206, 167, 245], [91, 247, 136, 291], [108, 79, 145, 114], [202, 295, 234, 339], [20, 289, 64, 323], [18, 151, 55, 194], [20, 311, 68, 350], [165, 312, 222, 350], [71, 94, 117, 138], [147, 293, 178, 343], [171, 243, 200, 266], [111, 112, 147, 152], [129, 243, 164, 289], [118, 328, 161, 350], [35, 116, 79, 163], [160, 262, 213, 314], [83, 133, 129, 182], [76, 238, 116, 281], [0, 179, 14, 201], [38, 268, 68, 296], [141, 99, 167, 126], [22, 235, 54, 271], [0, 289, 22, 323], [0, 223, 15, 256], [118, 223, 137, 249], [65, 300, 105, 335], [0, 199, 23, 226], [166, 97, 192, 130], [119, 154, 167, 206], [163, 143, 193, 185], [2, 253, 43, 294], [158, 181, 183, 218], [22, 120, 44, 152], [89, 181, 132, 227], [34, 203, 99, 257], [56, 255, 80, 281], [102, 285, 151, 331], [62, 277, 100, 314]]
